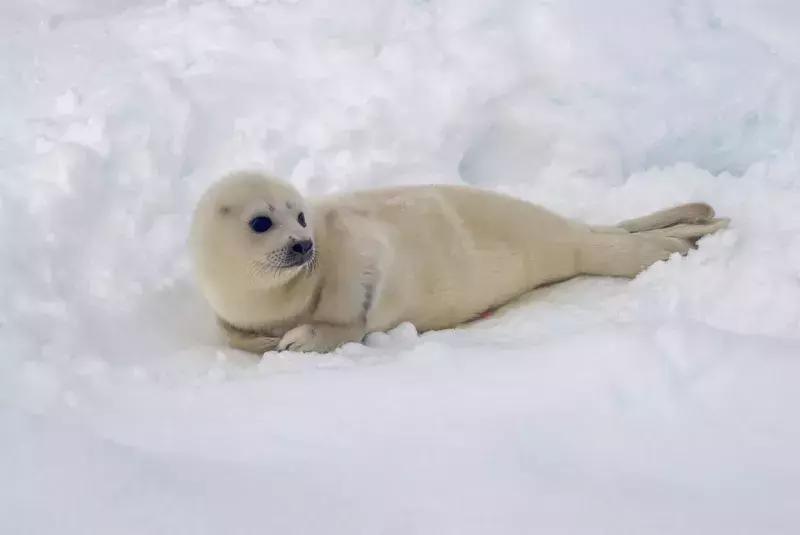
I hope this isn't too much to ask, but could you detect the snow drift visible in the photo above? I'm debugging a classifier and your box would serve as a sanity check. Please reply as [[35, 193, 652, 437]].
[[2, 0, 800, 533]]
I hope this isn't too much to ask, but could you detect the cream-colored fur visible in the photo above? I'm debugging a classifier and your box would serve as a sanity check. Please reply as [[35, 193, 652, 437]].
[[189, 171, 729, 354]]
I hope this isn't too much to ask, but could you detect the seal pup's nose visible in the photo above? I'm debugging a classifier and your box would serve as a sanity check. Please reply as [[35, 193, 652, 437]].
[[291, 239, 314, 255]]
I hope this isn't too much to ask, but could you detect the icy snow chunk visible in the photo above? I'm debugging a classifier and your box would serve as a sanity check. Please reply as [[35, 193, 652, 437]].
[[55, 89, 80, 115], [363, 322, 419, 349]]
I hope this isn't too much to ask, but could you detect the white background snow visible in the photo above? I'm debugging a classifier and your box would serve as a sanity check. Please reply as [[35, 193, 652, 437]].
[[2, 0, 800, 533]]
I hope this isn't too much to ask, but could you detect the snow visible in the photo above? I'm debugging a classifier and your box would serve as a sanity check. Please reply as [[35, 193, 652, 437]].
[[2, 0, 800, 533]]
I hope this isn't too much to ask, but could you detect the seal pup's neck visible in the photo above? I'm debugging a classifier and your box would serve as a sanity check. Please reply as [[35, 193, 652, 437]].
[[209, 261, 323, 331]]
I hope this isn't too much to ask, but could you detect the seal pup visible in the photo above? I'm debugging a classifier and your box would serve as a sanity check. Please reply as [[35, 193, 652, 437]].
[[189, 171, 729, 354]]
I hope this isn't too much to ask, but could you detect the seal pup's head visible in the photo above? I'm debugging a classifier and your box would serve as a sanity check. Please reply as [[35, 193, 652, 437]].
[[190, 171, 317, 294]]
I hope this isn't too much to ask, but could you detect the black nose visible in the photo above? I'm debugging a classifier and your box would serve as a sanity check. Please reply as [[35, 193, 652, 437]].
[[291, 239, 313, 255]]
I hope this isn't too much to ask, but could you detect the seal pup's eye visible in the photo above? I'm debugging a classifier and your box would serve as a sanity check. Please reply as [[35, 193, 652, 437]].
[[297, 212, 307, 227], [248, 216, 273, 233]]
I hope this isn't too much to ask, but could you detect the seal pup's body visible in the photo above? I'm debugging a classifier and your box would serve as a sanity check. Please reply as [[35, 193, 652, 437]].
[[189, 171, 729, 354]]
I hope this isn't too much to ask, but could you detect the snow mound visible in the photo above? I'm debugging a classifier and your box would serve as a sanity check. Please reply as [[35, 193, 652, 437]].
[[2, 0, 800, 533]]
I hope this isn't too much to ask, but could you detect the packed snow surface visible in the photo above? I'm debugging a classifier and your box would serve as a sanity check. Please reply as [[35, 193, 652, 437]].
[[3, 0, 800, 533]]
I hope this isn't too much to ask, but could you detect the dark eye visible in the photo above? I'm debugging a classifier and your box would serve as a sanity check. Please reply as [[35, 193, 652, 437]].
[[248, 216, 273, 233], [297, 212, 306, 227]]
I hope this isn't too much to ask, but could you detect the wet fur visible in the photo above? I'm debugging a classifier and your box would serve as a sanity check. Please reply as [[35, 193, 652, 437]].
[[189, 171, 729, 354]]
